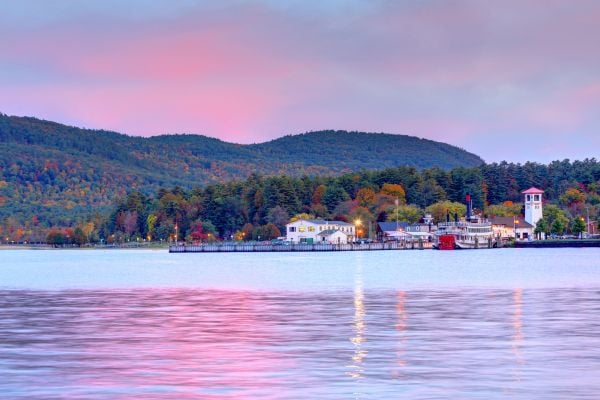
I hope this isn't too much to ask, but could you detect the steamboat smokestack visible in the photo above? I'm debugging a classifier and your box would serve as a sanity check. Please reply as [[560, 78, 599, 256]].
[[466, 193, 472, 221]]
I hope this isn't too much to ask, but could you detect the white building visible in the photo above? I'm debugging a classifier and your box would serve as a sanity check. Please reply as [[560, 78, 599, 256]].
[[522, 187, 544, 228], [491, 216, 534, 240], [286, 219, 355, 244], [317, 229, 350, 244]]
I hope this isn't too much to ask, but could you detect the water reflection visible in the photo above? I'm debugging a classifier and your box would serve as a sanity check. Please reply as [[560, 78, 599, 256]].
[[347, 264, 367, 380], [2, 287, 600, 399], [512, 288, 525, 365], [396, 291, 407, 369]]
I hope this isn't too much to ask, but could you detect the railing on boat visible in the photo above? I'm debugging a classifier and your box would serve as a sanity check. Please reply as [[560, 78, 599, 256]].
[[438, 221, 492, 228]]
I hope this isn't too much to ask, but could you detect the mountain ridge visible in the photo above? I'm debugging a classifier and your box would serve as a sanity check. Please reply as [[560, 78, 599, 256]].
[[0, 113, 483, 226]]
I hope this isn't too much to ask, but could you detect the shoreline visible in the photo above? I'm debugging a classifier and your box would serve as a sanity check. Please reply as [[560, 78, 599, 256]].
[[0, 245, 170, 251]]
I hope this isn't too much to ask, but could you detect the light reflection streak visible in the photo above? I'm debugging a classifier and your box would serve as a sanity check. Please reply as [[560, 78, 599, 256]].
[[396, 291, 407, 369], [512, 288, 524, 365], [347, 263, 367, 381]]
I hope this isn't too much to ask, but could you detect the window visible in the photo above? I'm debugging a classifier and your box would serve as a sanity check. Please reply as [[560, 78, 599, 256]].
[[534, 195, 540, 201], [308, 226, 315, 232], [527, 195, 531, 202], [298, 226, 306, 232], [289, 227, 296, 232]]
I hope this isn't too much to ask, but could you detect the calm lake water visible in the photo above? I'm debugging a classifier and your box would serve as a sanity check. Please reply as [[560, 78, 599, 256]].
[[1, 248, 600, 399]]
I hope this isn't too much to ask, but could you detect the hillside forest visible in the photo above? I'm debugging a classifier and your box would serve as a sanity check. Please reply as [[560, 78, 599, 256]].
[[3, 160, 600, 245], [0, 113, 482, 233]]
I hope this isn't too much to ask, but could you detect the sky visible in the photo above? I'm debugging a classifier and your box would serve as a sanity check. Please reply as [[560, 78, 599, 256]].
[[1, 0, 599, 163]]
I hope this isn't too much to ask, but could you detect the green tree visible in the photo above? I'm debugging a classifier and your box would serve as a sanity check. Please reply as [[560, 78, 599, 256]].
[[542, 204, 569, 235], [46, 229, 66, 247], [425, 201, 467, 223], [551, 218, 566, 235], [559, 188, 586, 206], [486, 202, 522, 217], [290, 213, 314, 222], [146, 214, 157, 240], [322, 185, 350, 213], [534, 218, 549, 239], [571, 217, 586, 237], [386, 204, 423, 224], [72, 227, 87, 246]]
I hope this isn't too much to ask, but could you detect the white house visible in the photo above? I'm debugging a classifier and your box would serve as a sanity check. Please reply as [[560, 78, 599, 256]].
[[317, 229, 350, 244], [286, 219, 355, 244], [491, 216, 534, 240]]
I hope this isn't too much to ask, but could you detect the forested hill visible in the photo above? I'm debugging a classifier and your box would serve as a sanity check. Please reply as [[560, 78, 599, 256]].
[[0, 113, 482, 226]]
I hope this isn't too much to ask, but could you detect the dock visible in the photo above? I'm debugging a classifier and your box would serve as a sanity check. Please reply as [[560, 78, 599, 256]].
[[514, 239, 600, 248], [169, 241, 432, 253]]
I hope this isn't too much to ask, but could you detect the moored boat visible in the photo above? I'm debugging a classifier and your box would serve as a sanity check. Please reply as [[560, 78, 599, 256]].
[[433, 194, 497, 250]]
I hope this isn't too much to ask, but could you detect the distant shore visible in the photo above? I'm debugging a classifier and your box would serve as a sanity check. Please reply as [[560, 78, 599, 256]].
[[514, 239, 600, 248], [0, 244, 170, 250]]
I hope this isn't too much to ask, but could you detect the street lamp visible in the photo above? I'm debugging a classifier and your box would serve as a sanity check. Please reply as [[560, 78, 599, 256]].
[[586, 206, 590, 236], [354, 218, 362, 242]]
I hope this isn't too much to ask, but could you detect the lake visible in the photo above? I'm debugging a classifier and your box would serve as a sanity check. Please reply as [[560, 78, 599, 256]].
[[1, 248, 600, 399]]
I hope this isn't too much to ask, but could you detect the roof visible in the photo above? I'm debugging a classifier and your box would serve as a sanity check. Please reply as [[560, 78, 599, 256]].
[[491, 216, 533, 228], [377, 222, 410, 232], [521, 187, 544, 194], [317, 229, 348, 236], [288, 219, 353, 226]]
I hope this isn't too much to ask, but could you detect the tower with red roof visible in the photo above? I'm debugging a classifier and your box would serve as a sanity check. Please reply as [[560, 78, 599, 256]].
[[522, 187, 544, 229]]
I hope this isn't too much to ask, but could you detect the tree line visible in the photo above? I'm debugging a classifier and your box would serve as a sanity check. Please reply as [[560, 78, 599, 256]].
[[3, 159, 596, 245]]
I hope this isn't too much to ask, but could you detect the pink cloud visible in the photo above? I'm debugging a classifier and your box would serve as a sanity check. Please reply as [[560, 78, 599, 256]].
[[1, 1, 600, 162]]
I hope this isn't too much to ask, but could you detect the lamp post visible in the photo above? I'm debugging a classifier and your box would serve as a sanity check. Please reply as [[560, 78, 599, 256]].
[[586, 206, 590, 236], [354, 218, 362, 243], [395, 197, 399, 231]]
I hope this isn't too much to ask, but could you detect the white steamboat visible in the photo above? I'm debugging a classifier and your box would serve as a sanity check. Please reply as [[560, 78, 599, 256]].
[[433, 194, 497, 250]]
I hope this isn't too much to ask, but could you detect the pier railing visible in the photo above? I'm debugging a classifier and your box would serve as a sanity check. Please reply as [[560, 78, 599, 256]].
[[169, 240, 432, 253]]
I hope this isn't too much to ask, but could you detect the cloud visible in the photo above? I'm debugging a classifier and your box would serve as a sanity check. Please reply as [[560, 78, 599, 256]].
[[1, 0, 599, 162]]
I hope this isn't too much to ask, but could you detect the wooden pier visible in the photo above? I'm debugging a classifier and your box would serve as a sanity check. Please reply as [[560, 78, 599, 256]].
[[169, 240, 432, 253]]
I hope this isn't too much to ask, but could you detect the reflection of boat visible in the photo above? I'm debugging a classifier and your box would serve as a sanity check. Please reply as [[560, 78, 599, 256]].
[[433, 194, 497, 250]]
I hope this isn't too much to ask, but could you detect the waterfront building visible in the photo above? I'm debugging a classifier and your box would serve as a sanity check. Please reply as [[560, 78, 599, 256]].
[[317, 229, 350, 244], [376, 221, 434, 242], [491, 216, 534, 240], [286, 219, 355, 244], [522, 187, 544, 228]]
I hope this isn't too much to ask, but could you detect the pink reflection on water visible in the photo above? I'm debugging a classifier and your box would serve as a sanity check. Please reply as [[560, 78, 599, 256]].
[[512, 288, 525, 365], [63, 290, 293, 399], [347, 269, 367, 380], [396, 291, 408, 369]]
